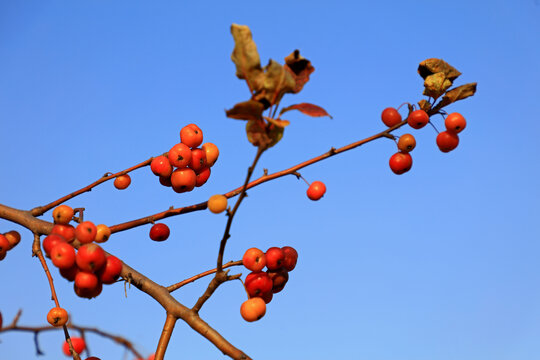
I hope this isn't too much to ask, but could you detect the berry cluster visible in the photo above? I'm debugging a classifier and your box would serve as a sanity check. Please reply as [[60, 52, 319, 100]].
[[0, 230, 21, 260], [239, 246, 298, 322], [149, 124, 219, 193], [44, 205, 122, 299], [382, 107, 468, 175]]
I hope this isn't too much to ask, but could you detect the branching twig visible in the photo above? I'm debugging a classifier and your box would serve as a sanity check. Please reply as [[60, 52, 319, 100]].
[[30, 157, 155, 217], [167, 260, 243, 293], [0, 313, 145, 359], [109, 118, 410, 234]]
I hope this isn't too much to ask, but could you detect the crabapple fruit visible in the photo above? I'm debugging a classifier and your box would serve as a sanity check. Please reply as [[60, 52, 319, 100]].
[[267, 269, 289, 293], [62, 337, 86, 356], [245, 271, 273, 297], [170, 168, 197, 193], [208, 195, 228, 214], [195, 167, 211, 187], [51, 224, 76, 243], [381, 107, 402, 127], [202, 142, 219, 166], [4, 230, 21, 249], [281, 246, 298, 272], [180, 123, 203, 148], [98, 255, 123, 284], [389, 152, 413, 175], [50, 242, 76, 269], [240, 297, 266, 322], [189, 148, 207, 172], [53, 205, 74, 225], [307, 181, 326, 201], [436, 131, 459, 152], [114, 174, 131, 190], [94, 224, 111, 243], [265, 247, 285, 270], [242, 248, 266, 272], [47, 307, 69, 327], [168, 143, 192, 168], [150, 156, 173, 177], [397, 134, 416, 153], [75, 221, 97, 244], [407, 109, 430, 129], [149, 223, 170, 242], [76, 243, 106, 272], [445, 112, 466, 133]]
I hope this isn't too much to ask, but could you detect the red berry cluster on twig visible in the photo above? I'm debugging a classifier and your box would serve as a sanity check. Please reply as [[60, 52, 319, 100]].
[[150, 124, 220, 193], [44, 205, 122, 299], [239, 246, 298, 322]]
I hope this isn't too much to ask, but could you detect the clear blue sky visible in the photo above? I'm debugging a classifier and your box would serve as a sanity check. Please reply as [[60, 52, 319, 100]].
[[1, 1, 539, 359]]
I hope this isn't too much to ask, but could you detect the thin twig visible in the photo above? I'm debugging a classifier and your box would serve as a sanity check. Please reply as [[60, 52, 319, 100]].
[[30, 157, 155, 217], [167, 260, 243, 293]]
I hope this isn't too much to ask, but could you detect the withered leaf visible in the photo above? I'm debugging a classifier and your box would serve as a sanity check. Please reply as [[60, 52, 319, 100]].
[[267, 122, 284, 147], [279, 103, 333, 119], [230, 24, 264, 93], [418, 99, 432, 112], [264, 116, 290, 128], [418, 59, 461, 81], [423, 72, 453, 99], [284, 50, 315, 93], [225, 100, 264, 121], [437, 82, 477, 109], [254, 60, 296, 106], [245, 120, 267, 147]]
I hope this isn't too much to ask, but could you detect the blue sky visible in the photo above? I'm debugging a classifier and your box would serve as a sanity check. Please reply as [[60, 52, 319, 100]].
[[1, 1, 539, 359]]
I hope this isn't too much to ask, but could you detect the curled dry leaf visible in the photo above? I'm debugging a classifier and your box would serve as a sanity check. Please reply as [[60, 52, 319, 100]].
[[245, 119, 284, 148], [253, 60, 296, 107], [436, 82, 478, 109], [279, 103, 333, 119], [230, 24, 264, 93], [423, 72, 453, 99], [284, 49, 315, 93], [418, 58, 461, 81], [418, 99, 432, 112], [225, 100, 264, 121]]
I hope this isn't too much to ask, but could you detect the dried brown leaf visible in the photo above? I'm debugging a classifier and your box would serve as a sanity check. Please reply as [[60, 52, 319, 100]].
[[245, 120, 267, 147], [230, 24, 264, 93], [279, 103, 333, 119], [267, 123, 284, 147], [418, 59, 461, 81], [254, 60, 296, 107], [225, 100, 264, 121], [418, 99, 432, 112], [423, 72, 453, 99], [284, 50, 315, 93], [437, 82, 478, 109]]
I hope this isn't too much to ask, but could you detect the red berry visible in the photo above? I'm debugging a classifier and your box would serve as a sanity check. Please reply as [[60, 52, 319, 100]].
[[150, 156, 173, 177], [180, 124, 203, 148], [168, 143, 192, 168], [149, 223, 170, 242], [306, 181, 326, 201], [436, 131, 459, 152], [62, 337, 86, 356], [407, 109, 430, 129], [381, 107, 402, 127], [389, 152, 413, 175], [114, 174, 131, 190], [445, 112, 466, 133]]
